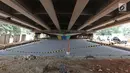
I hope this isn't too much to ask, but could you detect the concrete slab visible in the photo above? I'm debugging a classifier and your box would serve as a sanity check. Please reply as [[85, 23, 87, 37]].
[[0, 39, 130, 58]]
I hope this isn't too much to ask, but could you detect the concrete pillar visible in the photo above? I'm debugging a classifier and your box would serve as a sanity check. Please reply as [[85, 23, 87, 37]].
[[0, 35, 6, 44], [87, 33, 93, 41], [21, 34, 26, 41], [34, 33, 41, 40], [57, 35, 71, 40], [4, 34, 11, 44], [13, 35, 20, 43], [0, 34, 11, 44]]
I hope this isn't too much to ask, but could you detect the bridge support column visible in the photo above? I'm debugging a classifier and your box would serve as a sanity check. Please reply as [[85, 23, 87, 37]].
[[34, 33, 41, 40], [57, 35, 71, 40], [87, 33, 93, 41]]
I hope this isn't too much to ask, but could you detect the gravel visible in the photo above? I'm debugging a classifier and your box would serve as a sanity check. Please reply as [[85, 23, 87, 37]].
[[0, 56, 130, 73]]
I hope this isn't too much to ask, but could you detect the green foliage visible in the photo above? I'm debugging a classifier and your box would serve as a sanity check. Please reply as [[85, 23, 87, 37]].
[[96, 26, 121, 35], [11, 25, 21, 35], [121, 27, 130, 35], [0, 22, 21, 35]]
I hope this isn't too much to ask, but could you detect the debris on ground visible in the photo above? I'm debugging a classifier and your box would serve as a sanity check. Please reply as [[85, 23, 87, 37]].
[[24, 55, 36, 60], [84, 55, 95, 60], [0, 56, 129, 73]]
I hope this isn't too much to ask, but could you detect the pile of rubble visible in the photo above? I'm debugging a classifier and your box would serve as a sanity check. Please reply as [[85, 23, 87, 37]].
[[0, 56, 130, 73]]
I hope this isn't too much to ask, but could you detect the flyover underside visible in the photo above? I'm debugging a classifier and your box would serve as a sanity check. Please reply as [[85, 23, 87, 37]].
[[0, 0, 130, 35]]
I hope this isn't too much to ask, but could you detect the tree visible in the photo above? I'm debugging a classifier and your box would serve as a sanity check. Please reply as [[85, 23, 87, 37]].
[[121, 27, 130, 35], [95, 26, 121, 35], [11, 25, 21, 35], [0, 22, 21, 35]]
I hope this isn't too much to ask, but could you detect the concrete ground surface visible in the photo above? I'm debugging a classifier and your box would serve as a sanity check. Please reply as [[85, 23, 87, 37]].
[[0, 39, 130, 58], [0, 39, 130, 73]]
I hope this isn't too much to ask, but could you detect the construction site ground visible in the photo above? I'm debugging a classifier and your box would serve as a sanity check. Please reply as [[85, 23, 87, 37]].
[[0, 56, 130, 73], [0, 39, 130, 73]]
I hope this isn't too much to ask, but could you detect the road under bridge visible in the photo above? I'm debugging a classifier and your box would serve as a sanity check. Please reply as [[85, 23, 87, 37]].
[[0, 39, 129, 59], [0, 0, 130, 58]]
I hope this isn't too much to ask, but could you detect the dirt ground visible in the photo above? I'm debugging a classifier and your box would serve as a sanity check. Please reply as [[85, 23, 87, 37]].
[[0, 56, 130, 73]]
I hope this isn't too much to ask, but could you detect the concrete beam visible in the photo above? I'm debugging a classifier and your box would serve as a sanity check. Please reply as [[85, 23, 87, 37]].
[[0, 16, 37, 31], [40, 0, 60, 30], [48, 33, 81, 36], [0, 10, 42, 31], [1, 0, 51, 30], [13, 12, 112, 16], [78, 0, 130, 30], [95, 18, 130, 31], [87, 11, 130, 31], [40, 30, 94, 34], [68, 0, 89, 30]]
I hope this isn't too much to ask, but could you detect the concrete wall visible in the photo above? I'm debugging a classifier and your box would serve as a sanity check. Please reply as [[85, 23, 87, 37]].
[[4, 34, 11, 44], [0, 34, 27, 44], [0, 34, 11, 44], [13, 35, 20, 42], [0, 35, 6, 44], [21, 35, 26, 41]]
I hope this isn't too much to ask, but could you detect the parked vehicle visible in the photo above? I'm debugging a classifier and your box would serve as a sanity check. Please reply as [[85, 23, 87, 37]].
[[111, 36, 127, 44]]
